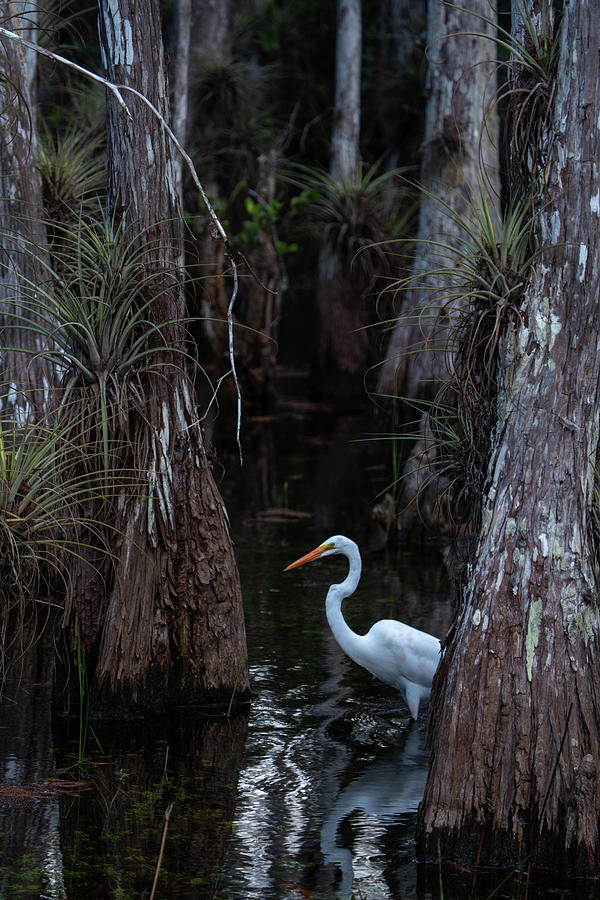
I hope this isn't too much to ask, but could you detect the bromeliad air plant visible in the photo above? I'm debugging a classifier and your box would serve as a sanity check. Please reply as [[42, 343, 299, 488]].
[[7, 208, 193, 485], [380, 186, 541, 538], [0, 411, 115, 685]]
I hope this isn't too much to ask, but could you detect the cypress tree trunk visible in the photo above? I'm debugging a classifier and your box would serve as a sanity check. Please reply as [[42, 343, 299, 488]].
[[188, 0, 232, 369], [417, 2, 600, 875], [377, 0, 499, 397], [0, 2, 55, 417], [317, 0, 367, 377], [331, 0, 362, 184], [376, 0, 498, 529], [71, 0, 249, 713]]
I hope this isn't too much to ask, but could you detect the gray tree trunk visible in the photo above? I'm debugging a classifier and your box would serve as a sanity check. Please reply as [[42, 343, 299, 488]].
[[0, 1, 55, 417], [317, 0, 368, 376], [378, 0, 499, 397], [170, 0, 191, 210], [376, 0, 499, 530], [417, 1, 600, 875], [331, 0, 362, 183], [72, 0, 249, 713], [170, 0, 231, 205]]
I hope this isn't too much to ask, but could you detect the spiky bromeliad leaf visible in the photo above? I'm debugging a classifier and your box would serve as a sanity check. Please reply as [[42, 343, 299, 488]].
[[4, 209, 195, 482], [0, 412, 127, 603], [283, 161, 416, 284], [38, 123, 106, 218]]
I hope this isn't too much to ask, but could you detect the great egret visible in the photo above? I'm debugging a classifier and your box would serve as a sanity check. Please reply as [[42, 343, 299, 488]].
[[284, 535, 441, 719]]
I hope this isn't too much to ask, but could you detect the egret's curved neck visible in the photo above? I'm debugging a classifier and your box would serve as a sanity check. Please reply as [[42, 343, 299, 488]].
[[325, 551, 363, 657]]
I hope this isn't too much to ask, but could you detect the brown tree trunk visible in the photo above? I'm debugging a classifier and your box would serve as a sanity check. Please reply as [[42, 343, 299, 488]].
[[242, 149, 287, 398], [317, 251, 369, 377], [0, 2, 55, 417], [417, 2, 600, 875], [72, 0, 249, 713]]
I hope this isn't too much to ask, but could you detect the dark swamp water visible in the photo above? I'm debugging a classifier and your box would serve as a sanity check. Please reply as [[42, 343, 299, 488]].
[[0, 375, 595, 899]]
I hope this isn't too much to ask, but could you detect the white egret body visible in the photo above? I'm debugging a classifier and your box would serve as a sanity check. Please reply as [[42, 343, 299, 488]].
[[284, 535, 441, 719]]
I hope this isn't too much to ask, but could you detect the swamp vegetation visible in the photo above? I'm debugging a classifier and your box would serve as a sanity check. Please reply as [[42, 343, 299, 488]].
[[1, 0, 600, 896]]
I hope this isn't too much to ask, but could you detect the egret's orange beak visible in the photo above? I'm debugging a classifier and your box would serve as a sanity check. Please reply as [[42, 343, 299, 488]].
[[284, 542, 332, 571]]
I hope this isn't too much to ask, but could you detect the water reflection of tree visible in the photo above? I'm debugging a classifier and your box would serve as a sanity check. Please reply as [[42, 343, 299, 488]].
[[54, 713, 248, 898], [0, 633, 65, 898]]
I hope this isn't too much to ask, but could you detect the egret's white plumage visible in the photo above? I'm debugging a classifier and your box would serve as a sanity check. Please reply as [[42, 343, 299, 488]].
[[284, 534, 441, 719]]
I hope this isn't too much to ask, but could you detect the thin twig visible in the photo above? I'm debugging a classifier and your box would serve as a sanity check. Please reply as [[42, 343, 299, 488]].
[[197, 368, 231, 424], [227, 262, 243, 464], [162, 744, 170, 782], [149, 801, 174, 900]]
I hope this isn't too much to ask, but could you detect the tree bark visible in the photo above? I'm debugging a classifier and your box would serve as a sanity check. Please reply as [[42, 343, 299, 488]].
[[376, 0, 498, 531], [331, 0, 362, 184], [417, 2, 600, 875], [0, 1, 55, 417], [188, 0, 232, 373], [378, 0, 499, 398], [169, 0, 191, 206], [317, 0, 368, 377], [72, 0, 249, 713]]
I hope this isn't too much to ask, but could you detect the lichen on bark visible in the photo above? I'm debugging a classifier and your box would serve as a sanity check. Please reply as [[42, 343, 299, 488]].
[[417, 1, 600, 875]]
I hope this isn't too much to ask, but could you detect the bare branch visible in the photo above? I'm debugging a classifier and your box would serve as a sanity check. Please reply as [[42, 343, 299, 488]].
[[0, 24, 131, 117]]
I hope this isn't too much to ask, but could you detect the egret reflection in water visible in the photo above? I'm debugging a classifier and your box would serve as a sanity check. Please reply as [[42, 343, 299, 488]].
[[320, 727, 429, 898]]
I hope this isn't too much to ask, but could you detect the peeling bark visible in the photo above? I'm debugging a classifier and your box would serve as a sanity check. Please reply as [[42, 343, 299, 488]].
[[417, 2, 600, 875], [376, 0, 499, 532], [70, 0, 249, 713]]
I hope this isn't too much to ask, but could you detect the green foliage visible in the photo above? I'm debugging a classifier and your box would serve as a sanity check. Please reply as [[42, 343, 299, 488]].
[[474, 0, 561, 83], [240, 195, 282, 241], [237, 194, 298, 258], [465, 1, 562, 198], [289, 187, 320, 212], [393, 186, 538, 365], [10, 208, 190, 479], [284, 162, 416, 284], [38, 123, 105, 219], [0, 412, 111, 621], [387, 186, 540, 532]]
